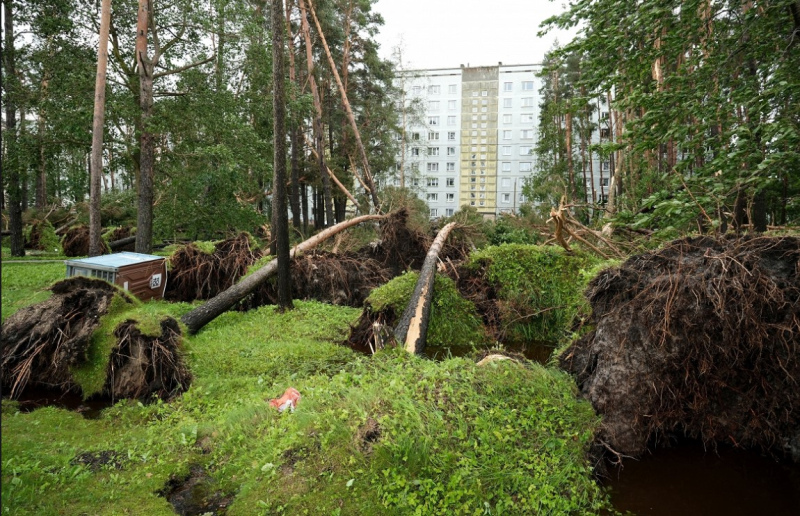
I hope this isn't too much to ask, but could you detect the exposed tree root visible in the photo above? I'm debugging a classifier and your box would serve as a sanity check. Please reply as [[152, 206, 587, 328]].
[[62, 225, 109, 257], [165, 233, 262, 302], [1, 277, 191, 401], [560, 235, 800, 461]]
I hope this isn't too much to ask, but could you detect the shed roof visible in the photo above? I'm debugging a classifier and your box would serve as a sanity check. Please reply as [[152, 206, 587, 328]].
[[65, 252, 164, 270]]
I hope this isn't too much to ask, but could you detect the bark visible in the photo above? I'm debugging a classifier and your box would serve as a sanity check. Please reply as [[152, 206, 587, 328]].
[[180, 213, 386, 334], [285, 2, 301, 230], [3, 0, 24, 257], [393, 222, 457, 355], [306, 0, 380, 211], [566, 111, 575, 202], [135, 0, 155, 254], [109, 235, 137, 251], [271, 0, 293, 311], [89, 0, 112, 257], [297, 0, 334, 227]]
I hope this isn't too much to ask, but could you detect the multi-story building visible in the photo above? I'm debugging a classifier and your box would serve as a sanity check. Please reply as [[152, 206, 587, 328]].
[[390, 63, 608, 219]]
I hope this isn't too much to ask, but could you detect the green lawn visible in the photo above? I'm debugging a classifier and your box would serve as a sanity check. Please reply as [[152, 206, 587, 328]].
[[1, 265, 611, 515]]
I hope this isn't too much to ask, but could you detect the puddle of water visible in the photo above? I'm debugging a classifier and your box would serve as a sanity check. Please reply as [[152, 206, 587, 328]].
[[8, 387, 113, 419], [604, 440, 800, 516], [424, 340, 555, 364]]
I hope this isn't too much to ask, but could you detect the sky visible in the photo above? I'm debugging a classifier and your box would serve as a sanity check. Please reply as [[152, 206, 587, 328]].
[[372, 0, 580, 70]]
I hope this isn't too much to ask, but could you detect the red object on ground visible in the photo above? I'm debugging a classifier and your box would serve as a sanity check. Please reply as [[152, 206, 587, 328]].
[[268, 387, 301, 412]]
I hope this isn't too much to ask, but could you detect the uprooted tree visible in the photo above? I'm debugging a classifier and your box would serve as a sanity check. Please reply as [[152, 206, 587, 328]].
[[180, 213, 387, 334], [560, 235, 800, 462]]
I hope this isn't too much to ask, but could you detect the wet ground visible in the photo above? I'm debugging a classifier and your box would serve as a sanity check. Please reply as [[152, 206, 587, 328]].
[[8, 387, 113, 419], [604, 439, 800, 515]]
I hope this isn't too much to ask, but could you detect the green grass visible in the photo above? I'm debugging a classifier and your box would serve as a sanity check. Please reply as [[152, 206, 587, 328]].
[[1, 266, 612, 515], [1, 262, 65, 321]]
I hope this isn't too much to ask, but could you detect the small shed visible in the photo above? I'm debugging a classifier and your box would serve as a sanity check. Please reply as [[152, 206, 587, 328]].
[[65, 252, 168, 301]]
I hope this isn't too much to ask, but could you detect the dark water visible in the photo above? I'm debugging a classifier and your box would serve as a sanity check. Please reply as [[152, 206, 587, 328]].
[[423, 340, 555, 363], [8, 387, 113, 419], [605, 440, 800, 516]]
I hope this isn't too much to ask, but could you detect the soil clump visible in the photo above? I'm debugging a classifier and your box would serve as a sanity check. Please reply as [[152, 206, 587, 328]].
[[62, 225, 109, 256], [560, 236, 800, 462]]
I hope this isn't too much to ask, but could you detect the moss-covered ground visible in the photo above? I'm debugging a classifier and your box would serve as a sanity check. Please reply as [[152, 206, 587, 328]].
[[1, 263, 613, 515]]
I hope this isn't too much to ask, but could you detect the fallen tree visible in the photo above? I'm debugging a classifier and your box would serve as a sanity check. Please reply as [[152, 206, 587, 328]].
[[394, 222, 457, 354], [560, 235, 800, 462], [1, 277, 191, 400], [180, 213, 387, 334]]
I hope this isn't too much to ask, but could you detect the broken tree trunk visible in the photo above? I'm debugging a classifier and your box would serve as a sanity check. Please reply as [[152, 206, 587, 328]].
[[109, 235, 137, 251], [393, 222, 457, 355], [180, 213, 386, 334]]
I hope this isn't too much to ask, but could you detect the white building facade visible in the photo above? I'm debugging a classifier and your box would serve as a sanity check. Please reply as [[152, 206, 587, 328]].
[[391, 63, 608, 218]]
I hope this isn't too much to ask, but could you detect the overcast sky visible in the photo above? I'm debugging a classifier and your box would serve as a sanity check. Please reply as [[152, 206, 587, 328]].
[[372, 0, 579, 70]]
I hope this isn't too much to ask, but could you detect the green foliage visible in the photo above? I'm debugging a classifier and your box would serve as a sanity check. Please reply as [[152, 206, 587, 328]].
[[23, 220, 61, 252], [487, 214, 542, 246], [367, 271, 486, 347], [466, 244, 606, 342]]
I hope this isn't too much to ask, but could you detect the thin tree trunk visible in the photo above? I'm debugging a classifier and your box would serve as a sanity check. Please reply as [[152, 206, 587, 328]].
[[566, 111, 575, 203], [181, 213, 386, 334], [89, 0, 112, 257], [285, 3, 301, 229], [3, 0, 24, 257], [135, 0, 155, 254], [271, 0, 293, 311], [306, 0, 380, 211], [297, 0, 334, 227], [303, 133, 359, 206], [394, 222, 457, 355]]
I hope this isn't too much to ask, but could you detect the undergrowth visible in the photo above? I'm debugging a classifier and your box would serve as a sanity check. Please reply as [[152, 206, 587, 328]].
[[2, 271, 612, 514]]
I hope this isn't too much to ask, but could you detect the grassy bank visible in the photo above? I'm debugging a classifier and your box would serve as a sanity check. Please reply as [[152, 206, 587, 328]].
[[1, 268, 611, 514]]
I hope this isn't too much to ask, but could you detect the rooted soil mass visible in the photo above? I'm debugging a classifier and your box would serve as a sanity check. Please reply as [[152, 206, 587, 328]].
[[62, 225, 109, 257], [560, 236, 800, 461], [1, 277, 191, 400]]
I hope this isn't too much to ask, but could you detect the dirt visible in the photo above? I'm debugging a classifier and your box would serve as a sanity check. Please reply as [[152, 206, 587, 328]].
[[560, 235, 800, 462], [70, 450, 124, 472], [159, 466, 233, 516], [62, 225, 109, 256]]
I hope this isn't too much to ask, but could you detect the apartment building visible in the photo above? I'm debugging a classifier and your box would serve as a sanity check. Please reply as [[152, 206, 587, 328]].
[[391, 63, 608, 218]]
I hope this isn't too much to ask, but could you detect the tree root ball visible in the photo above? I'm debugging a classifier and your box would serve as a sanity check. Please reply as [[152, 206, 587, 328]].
[[560, 235, 800, 461], [1, 277, 191, 401]]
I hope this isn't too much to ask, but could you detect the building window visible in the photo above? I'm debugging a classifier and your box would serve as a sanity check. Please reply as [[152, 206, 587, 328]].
[[427, 163, 439, 172], [481, 107, 487, 113], [445, 208, 454, 216], [470, 177, 477, 183], [428, 85, 440, 94], [502, 193, 511, 203], [412, 85, 422, 95], [522, 81, 534, 90], [446, 177, 455, 186], [601, 111, 609, 120], [602, 161, 610, 171], [448, 100, 457, 110], [522, 97, 534, 107], [502, 146, 512, 156], [447, 131, 456, 140], [412, 178, 419, 186], [503, 130, 512, 140], [430, 208, 438, 217], [428, 101, 440, 111], [411, 148, 420, 156], [427, 193, 438, 201], [501, 162, 511, 172], [470, 201, 476, 206], [427, 147, 440, 156], [601, 177, 610, 186], [427, 177, 439, 187], [521, 113, 535, 123], [600, 128, 611, 138], [411, 162, 419, 172], [412, 132, 420, 140], [448, 84, 457, 94], [520, 162, 532, 172], [520, 146, 532, 155], [446, 193, 455, 202], [501, 178, 511, 187], [503, 81, 513, 91], [479, 201, 485, 206], [429, 131, 440, 140], [447, 116, 456, 126], [503, 98, 512, 108], [481, 90, 488, 96], [428, 116, 439, 126], [520, 129, 534, 139], [447, 147, 456, 156], [472, 91, 479, 97], [446, 162, 455, 171], [472, 107, 478, 113], [503, 114, 512, 124]]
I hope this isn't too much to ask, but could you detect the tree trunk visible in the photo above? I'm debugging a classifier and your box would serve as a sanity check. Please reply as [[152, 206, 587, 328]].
[[297, 0, 334, 227], [394, 222, 457, 355], [89, 0, 112, 257], [306, 0, 380, 211], [135, 0, 155, 254], [180, 213, 386, 334], [3, 0, 24, 257], [566, 111, 575, 203], [271, 0, 293, 311], [109, 235, 137, 251]]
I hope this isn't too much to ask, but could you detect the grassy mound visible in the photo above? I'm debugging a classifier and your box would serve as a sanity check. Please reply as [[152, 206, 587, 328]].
[[459, 244, 612, 342]]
